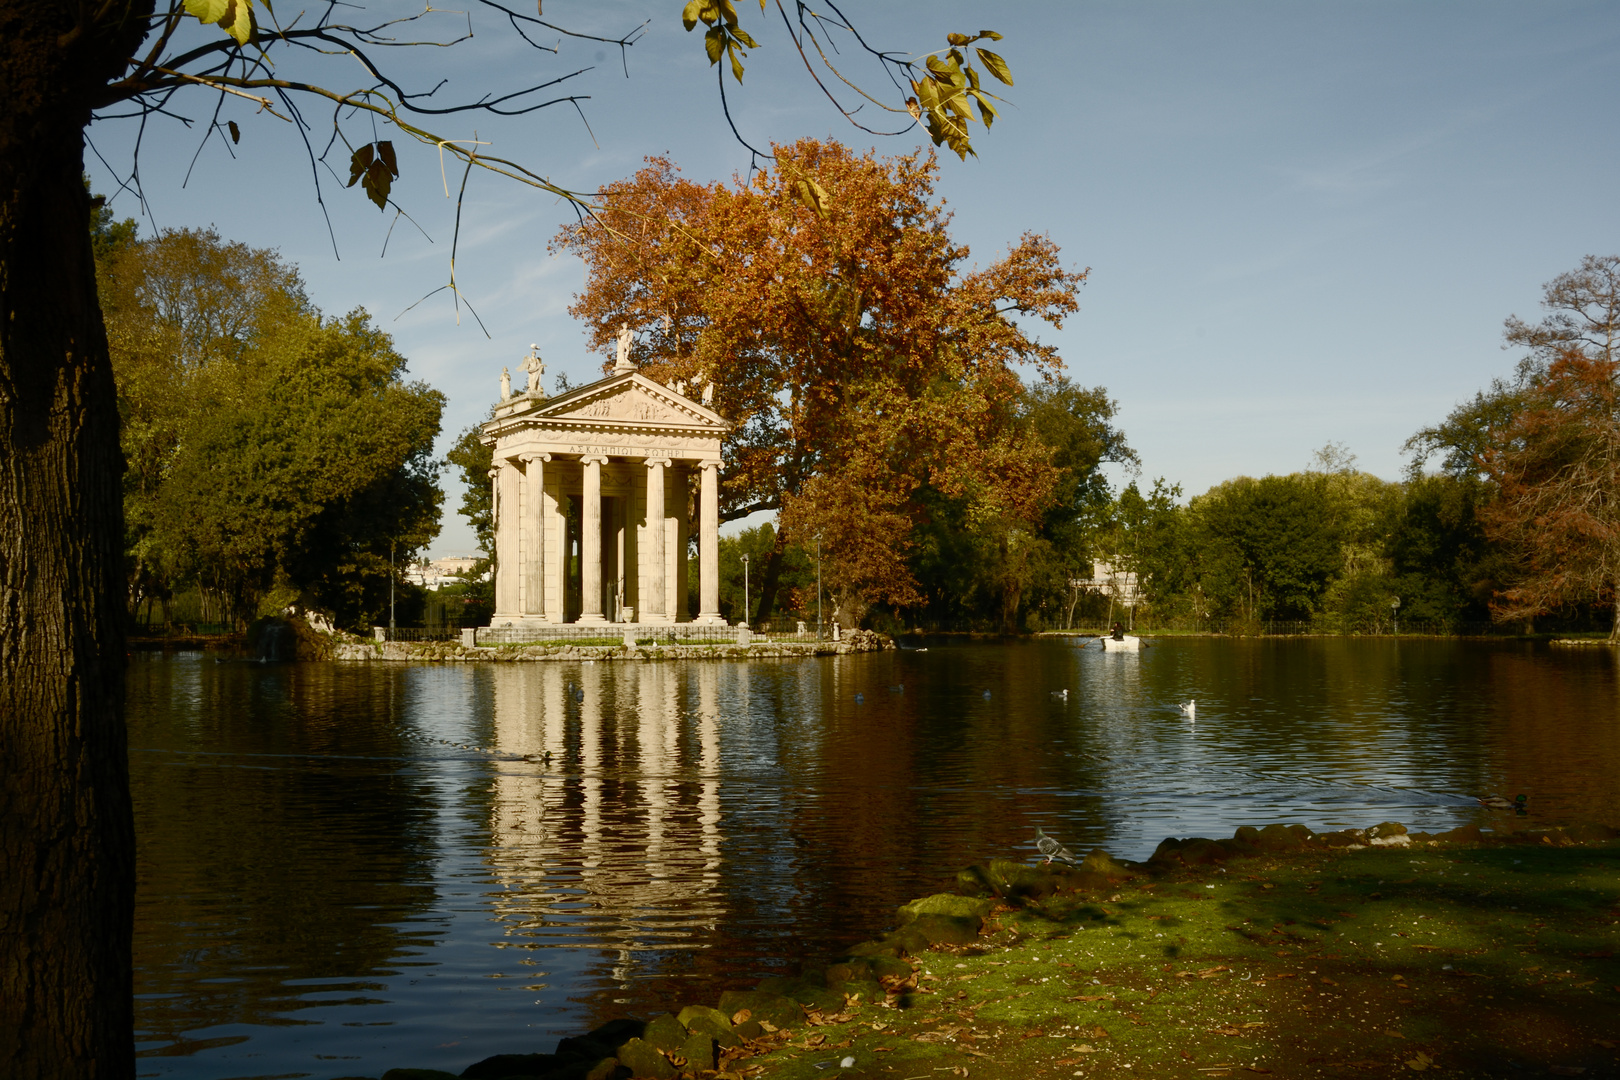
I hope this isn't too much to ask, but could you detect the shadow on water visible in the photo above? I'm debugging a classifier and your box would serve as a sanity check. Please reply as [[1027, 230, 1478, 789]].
[[126, 637, 1620, 1078]]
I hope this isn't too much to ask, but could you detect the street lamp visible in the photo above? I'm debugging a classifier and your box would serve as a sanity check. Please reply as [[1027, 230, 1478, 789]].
[[816, 536, 823, 640], [389, 539, 396, 633], [1391, 596, 1400, 636], [741, 552, 750, 629]]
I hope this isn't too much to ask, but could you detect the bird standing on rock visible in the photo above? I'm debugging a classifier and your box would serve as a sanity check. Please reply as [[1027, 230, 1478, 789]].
[[1035, 825, 1080, 866], [1477, 793, 1527, 812]]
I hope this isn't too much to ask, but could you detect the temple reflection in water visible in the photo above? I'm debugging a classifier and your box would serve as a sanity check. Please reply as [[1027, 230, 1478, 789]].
[[483, 663, 727, 983]]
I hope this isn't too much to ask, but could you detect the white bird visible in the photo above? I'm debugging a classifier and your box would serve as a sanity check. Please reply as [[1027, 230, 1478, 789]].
[[1178, 700, 1196, 719], [1051, 689, 1069, 700]]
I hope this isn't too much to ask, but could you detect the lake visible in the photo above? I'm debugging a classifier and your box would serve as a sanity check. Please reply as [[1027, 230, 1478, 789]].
[[128, 637, 1619, 1078]]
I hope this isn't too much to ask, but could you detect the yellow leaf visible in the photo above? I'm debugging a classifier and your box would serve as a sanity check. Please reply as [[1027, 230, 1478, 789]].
[[185, 0, 254, 45]]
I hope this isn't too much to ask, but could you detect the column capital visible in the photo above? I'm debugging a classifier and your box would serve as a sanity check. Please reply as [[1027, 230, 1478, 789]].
[[645, 456, 672, 469], [520, 452, 551, 465], [486, 466, 501, 479], [578, 453, 611, 466], [697, 458, 724, 471]]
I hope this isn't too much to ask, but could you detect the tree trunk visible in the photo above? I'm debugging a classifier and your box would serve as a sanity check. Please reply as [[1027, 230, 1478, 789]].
[[1610, 588, 1619, 643], [752, 525, 789, 626], [1, 7, 148, 1077]]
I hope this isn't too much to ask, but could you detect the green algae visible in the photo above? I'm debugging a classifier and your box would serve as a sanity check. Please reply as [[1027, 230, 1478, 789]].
[[728, 834, 1619, 1080]]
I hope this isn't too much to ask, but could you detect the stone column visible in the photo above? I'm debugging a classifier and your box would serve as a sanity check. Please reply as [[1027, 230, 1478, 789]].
[[521, 453, 548, 617], [643, 458, 669, 622], [578, 455, 608, 623], [494, 460, 522, 617], [695, 458, 724, 624]]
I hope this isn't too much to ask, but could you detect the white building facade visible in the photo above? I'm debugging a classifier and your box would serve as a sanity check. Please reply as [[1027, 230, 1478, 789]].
[[480, 356, 731, 628]]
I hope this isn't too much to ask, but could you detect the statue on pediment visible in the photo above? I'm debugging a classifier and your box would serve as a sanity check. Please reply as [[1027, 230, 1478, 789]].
[[521, 344, 546, 396], [614, 324, 634, 372]]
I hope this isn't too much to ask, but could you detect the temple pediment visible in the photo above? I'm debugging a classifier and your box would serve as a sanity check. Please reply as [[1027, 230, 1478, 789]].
[[546, 378, 721, 428]]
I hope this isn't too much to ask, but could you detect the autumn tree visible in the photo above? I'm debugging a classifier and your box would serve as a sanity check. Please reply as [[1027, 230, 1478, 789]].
[[555, 138, 1084, 624], [1410, 255, 1620, 636], [2, 7, 1024, 1073]]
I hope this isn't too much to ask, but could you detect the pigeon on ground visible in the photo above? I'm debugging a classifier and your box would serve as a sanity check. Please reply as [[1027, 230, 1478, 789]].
[[1178, 700, 1196, 719], [1477, 793, 1527, 812], [1035, 825, 1080, 866]]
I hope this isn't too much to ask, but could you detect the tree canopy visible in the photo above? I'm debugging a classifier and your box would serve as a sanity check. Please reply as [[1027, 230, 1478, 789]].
[[101, 227, 444, 629], [1410, 254, 1620, 637], [554, 137, 1088, 622]]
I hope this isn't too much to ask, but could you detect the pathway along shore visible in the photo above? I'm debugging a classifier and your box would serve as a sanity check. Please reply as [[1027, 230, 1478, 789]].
[[357, 818, 1620, 1080]]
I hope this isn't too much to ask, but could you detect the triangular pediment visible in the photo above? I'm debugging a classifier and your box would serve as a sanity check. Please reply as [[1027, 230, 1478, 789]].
[[534, 373, 725, 429]]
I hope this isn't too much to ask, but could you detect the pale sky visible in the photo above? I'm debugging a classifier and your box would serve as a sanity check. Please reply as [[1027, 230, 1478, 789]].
[[86, 3, 1620, 557]]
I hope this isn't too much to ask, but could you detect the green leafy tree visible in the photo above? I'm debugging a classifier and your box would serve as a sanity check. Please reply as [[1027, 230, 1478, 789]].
[[444, 419, 497, 615], [1189, 473, 1343, 622]]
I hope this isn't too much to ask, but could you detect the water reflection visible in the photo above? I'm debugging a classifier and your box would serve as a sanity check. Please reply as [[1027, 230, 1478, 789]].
[[128, 639, 1619, 1078]]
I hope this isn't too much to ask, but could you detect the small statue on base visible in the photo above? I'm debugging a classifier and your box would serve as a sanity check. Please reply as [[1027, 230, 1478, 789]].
[[500, 366, 512, 401]]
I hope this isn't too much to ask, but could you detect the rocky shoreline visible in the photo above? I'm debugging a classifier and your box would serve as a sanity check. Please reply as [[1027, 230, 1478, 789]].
[[332, 628, 893, 663], [348, 817, 1620, 1080]]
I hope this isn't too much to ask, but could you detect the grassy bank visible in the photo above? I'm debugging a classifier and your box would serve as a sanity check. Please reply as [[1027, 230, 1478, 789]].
[[373, 823, 1619, 1080]]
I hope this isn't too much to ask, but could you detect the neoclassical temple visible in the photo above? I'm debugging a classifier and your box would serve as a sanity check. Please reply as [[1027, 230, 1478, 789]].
[[481, 344, 731, 627]]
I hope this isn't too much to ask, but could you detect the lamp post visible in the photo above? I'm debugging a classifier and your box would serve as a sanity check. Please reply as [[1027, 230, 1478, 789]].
[[815, 536, 823, 640], [741, 552, 750, 629], [389, 539, 396, 632], [1391, 596, 1400, 636]]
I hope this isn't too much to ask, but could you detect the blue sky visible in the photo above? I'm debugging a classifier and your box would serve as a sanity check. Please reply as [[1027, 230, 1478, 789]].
[[87, 2, 1620, 557]]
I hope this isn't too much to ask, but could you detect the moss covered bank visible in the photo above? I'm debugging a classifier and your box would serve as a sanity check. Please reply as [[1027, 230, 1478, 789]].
[[351, 820, 1620, 1080]]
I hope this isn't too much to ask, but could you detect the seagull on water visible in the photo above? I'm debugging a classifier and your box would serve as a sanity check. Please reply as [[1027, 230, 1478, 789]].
[[1051, 689, 1069, 700], [1178, 700, 1196, 719], [1035, 825, 1080, 866]]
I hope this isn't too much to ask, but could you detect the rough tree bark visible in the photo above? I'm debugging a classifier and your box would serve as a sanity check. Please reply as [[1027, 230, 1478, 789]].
[[1, 5, 152, 1077]]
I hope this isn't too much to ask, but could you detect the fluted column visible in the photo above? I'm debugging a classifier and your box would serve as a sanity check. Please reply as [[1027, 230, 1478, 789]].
[[521, 453, 548, 616], [695, 458, 724, 624], [643, 459, 669, 623], [494, 460, 522, 617], [578, 455, 608, 623]]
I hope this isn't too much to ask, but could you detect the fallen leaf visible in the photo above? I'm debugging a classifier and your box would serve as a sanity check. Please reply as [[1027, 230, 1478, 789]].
[[1321, 977, 1339, 986], [732, 1008, 751, 1025], [1066, 994, 1115, 1002], [1406, 1051, 1435, 1071], [1385, 1030, 1407, 1039]]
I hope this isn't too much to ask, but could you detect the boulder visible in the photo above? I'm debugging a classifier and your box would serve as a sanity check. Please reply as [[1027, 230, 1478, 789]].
[[755, 976, 846, 1013], [906, 913, 982, 946], [679, 1032, 718, 1072], [1177, 837, 1231, 865], [1366, 822, 1407, 841], [641, 1014, 686, 1055], [1079, 848, 1136, 878], [896, 894, 995, 923], [717, 989, 802, 1031], [614, 1038, 674, 1079], [460, 1053, 558, 1079], [1434, 824, 1483, 844]]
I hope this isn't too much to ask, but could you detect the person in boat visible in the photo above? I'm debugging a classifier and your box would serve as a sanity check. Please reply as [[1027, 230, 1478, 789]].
[[1110, 622, 1125, 641]]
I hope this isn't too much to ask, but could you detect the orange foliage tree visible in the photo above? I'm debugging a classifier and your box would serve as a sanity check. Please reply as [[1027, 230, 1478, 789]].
[[1481, 342, 1620, 638], [1414, 255, 1620, 637], [554, 139, 1085, 623]]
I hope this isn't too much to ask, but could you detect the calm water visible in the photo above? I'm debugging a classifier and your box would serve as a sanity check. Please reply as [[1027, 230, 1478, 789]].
[[128, 638, 1620, 1079]]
